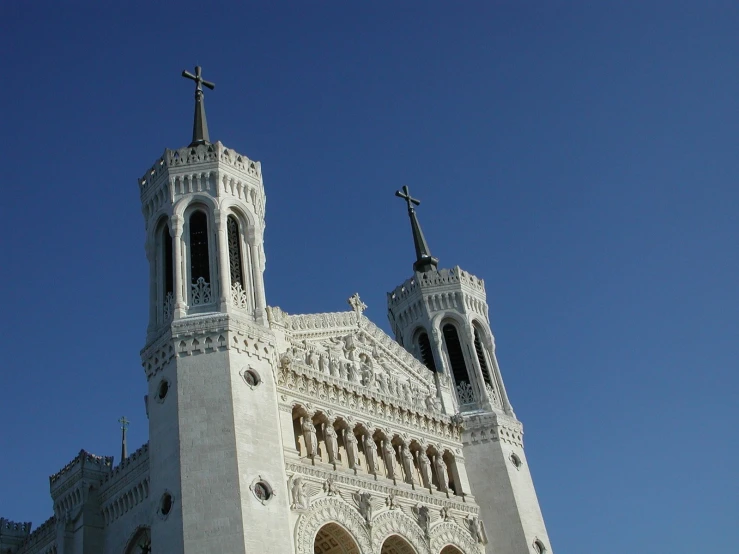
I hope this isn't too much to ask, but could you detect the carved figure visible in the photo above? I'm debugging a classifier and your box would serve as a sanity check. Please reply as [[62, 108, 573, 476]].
[[440, 506, 451, 521], [434, 454, 449, 492], [401, 443, 415, 485], [417, 450, 432, 488], [385, 490, 398, 510], [363, 434, 379, 475], [352, 491, 373, 525], [301, 417, 317, 458], [425, 393, 437, 412], [319, 353, 329, 374], [339, 362, 348, 380], [329, 355, 340, 377], [361, 361, 374, 387], [382, 440, 398, 480], [414, 504, 431, 538], [323, 423, 339, 464], [347, 363, 358, 383], [376, 371, 387, 393], [344, 430, 360, 470], [307, 350, 319, 370], [290, 477, 309, 510], [323, 474, 339, 496], [468, 515, 488, 544]]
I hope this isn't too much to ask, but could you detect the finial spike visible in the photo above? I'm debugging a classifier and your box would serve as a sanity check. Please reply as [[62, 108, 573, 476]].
[[118, 416, 129, 462], [395, 186, 439, 273], [182, 66, 215, 147]]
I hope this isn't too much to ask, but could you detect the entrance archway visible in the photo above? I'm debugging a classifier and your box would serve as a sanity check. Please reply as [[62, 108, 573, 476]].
[[380, 534, 417, 554], [314, 522, 361, 554], [440, 546, 464, 554]]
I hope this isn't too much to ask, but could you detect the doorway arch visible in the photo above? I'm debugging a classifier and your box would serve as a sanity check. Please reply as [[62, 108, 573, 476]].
[[314, 522, 361, 554], [380, 534, 418, 554], [439, 546, 464, 554]]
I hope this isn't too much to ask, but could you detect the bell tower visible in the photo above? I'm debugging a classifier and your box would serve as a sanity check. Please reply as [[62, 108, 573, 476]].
[[138, 67, 293, 553], [387, 187, 553, 554]]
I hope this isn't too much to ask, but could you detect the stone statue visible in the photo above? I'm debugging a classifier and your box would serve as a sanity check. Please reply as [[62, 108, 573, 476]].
[[376, 371, 387, 393], [417, 449, 432, 488], [301, 417, 317, 458], [352, 491, 373, 525], [414, 504, 431, 538], [344, 429, 360, 470], [363, 434, 379, 475], [347, 363, 358, 383], [382, 440, 398, 480], [440, 506, 451, 522], [307, 350, 319, 370], [319, 353, 329, 374], [323, 423, 338, 464], [425, 393, 437, 412], [323, 474, 339, 496], [290, 477, 309, 510], [468, 515, 487, 544], [385, 490, 399, 510], [401, 443, 415, 485], [329, 355, 340, 377], [434, 454, 449, 492]]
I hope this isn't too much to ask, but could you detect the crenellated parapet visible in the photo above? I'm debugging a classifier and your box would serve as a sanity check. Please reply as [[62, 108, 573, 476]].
[[14, 516, 55, 554], [49, 449, 113, 524], [138, 141, 265, 232], [461, 412, 524, 449], [0, 518, 31, 552], [99, 443, 150, 528]]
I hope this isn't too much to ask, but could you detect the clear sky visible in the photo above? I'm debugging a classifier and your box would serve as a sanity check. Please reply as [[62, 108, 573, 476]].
[[1, 2, 737, 552]]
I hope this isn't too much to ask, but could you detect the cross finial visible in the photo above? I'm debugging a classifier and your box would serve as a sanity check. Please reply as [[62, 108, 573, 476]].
[[395, 185, 420, 213], [118, 416, 129, 461], [181, 66, 215, 146], [348, 293, 367, 316], [394, 186, 439, 273]]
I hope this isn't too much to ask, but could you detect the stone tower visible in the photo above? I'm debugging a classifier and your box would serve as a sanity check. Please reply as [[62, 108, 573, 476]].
[[387, 187, 553, 554], [138, 67, 293, 553]]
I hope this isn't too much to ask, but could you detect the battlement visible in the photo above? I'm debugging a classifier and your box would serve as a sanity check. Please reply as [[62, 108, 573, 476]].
[[49, 449, 113, 493], [138, 141, 262, 196], [0, 518, 31, 540], [14, 516, 55, 554], [387, 266, 486, 308]]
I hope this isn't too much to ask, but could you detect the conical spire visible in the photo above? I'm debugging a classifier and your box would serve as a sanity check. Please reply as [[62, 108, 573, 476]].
[[395, 185, 439, 273], [118, 416, 129, 462], [181, 66, 215, 146]]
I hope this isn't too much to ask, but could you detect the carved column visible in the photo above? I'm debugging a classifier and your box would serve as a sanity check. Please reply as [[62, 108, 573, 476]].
[[171, 215, 186, 318], [250, 228, 267, 324], [463, 323, 491, 411], [431, 325, 458, 414], [214, 208, 230, 311]]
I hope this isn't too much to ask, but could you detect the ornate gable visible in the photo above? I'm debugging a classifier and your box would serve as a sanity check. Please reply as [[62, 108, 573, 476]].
[[268, 304, 441, 413]]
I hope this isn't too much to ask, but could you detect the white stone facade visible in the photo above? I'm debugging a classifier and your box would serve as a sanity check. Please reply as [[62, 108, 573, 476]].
[[1, 137, 552, 554]]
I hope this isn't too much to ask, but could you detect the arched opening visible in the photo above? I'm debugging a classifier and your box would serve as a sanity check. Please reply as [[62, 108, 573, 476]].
[[157, 219, 174, 321], [473, 326, 493, 388], [124, 526, 151, 554], [188, 210, 211, 305], [440, 546, 464, 554], [227, 215, 246, 298], [380, 534, 417, 554], [442, 323, 473, 406], [313, 522, 360, 554], [416, 332, 437, 372]]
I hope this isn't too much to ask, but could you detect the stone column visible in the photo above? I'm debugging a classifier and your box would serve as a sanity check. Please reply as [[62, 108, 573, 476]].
[[171, 215, 186, 319], [214, 208, 230, 311]]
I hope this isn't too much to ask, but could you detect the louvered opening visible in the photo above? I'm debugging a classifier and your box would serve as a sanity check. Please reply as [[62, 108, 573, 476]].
[[442, 324, 469, 385], [474, 328, 493, 387], [417, 332, 437, 372]]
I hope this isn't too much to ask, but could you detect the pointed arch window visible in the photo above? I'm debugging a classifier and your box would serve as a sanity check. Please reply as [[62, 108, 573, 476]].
[[474, 327, 493, 388], [160, 222, 174, 320], [417, 332, 437, 372], [443, 324, 470, 385], [189, 210, 212, 305]]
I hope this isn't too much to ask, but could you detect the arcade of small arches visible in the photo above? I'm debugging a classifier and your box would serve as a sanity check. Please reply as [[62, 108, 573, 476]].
[[148, 204, 262, 327], [411, 319, 503, 412], [312, 522, 465, 554], [292, 405, 464, 497]]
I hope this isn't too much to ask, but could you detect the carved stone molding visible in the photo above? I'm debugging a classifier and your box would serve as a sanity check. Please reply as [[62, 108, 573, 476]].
[[294, 497, 372, 554], [430, 520, 483, 554], [372, 510, 431, 554]]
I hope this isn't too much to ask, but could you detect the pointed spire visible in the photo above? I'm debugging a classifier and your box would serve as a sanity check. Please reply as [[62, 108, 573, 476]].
[[395, 186, 439, 273], [181, 66, 215, 147], [118, 416, 129, 462]]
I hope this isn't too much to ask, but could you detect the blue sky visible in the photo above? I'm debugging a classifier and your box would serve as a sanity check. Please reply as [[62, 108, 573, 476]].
[[1, 2, 737, 552]]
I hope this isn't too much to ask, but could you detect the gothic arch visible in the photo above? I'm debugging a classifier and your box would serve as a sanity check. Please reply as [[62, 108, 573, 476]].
[[314, 522, 361, 554], [295, 497, 371, 554], [219, 197, 257, 230], [429, 521, 480, 554], [172, 192, 217, 218], [371, 510, 430, 554], [123, 526, 151, 554]]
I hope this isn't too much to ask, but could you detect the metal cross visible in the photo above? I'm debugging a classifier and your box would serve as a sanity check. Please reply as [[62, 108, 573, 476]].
[[182, 66, 215, 96], [395, 185, 421, 213], [118, 416, 129, 430]]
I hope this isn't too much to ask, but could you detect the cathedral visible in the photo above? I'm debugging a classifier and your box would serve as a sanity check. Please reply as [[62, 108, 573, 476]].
[[0, 68, 552, 554]]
